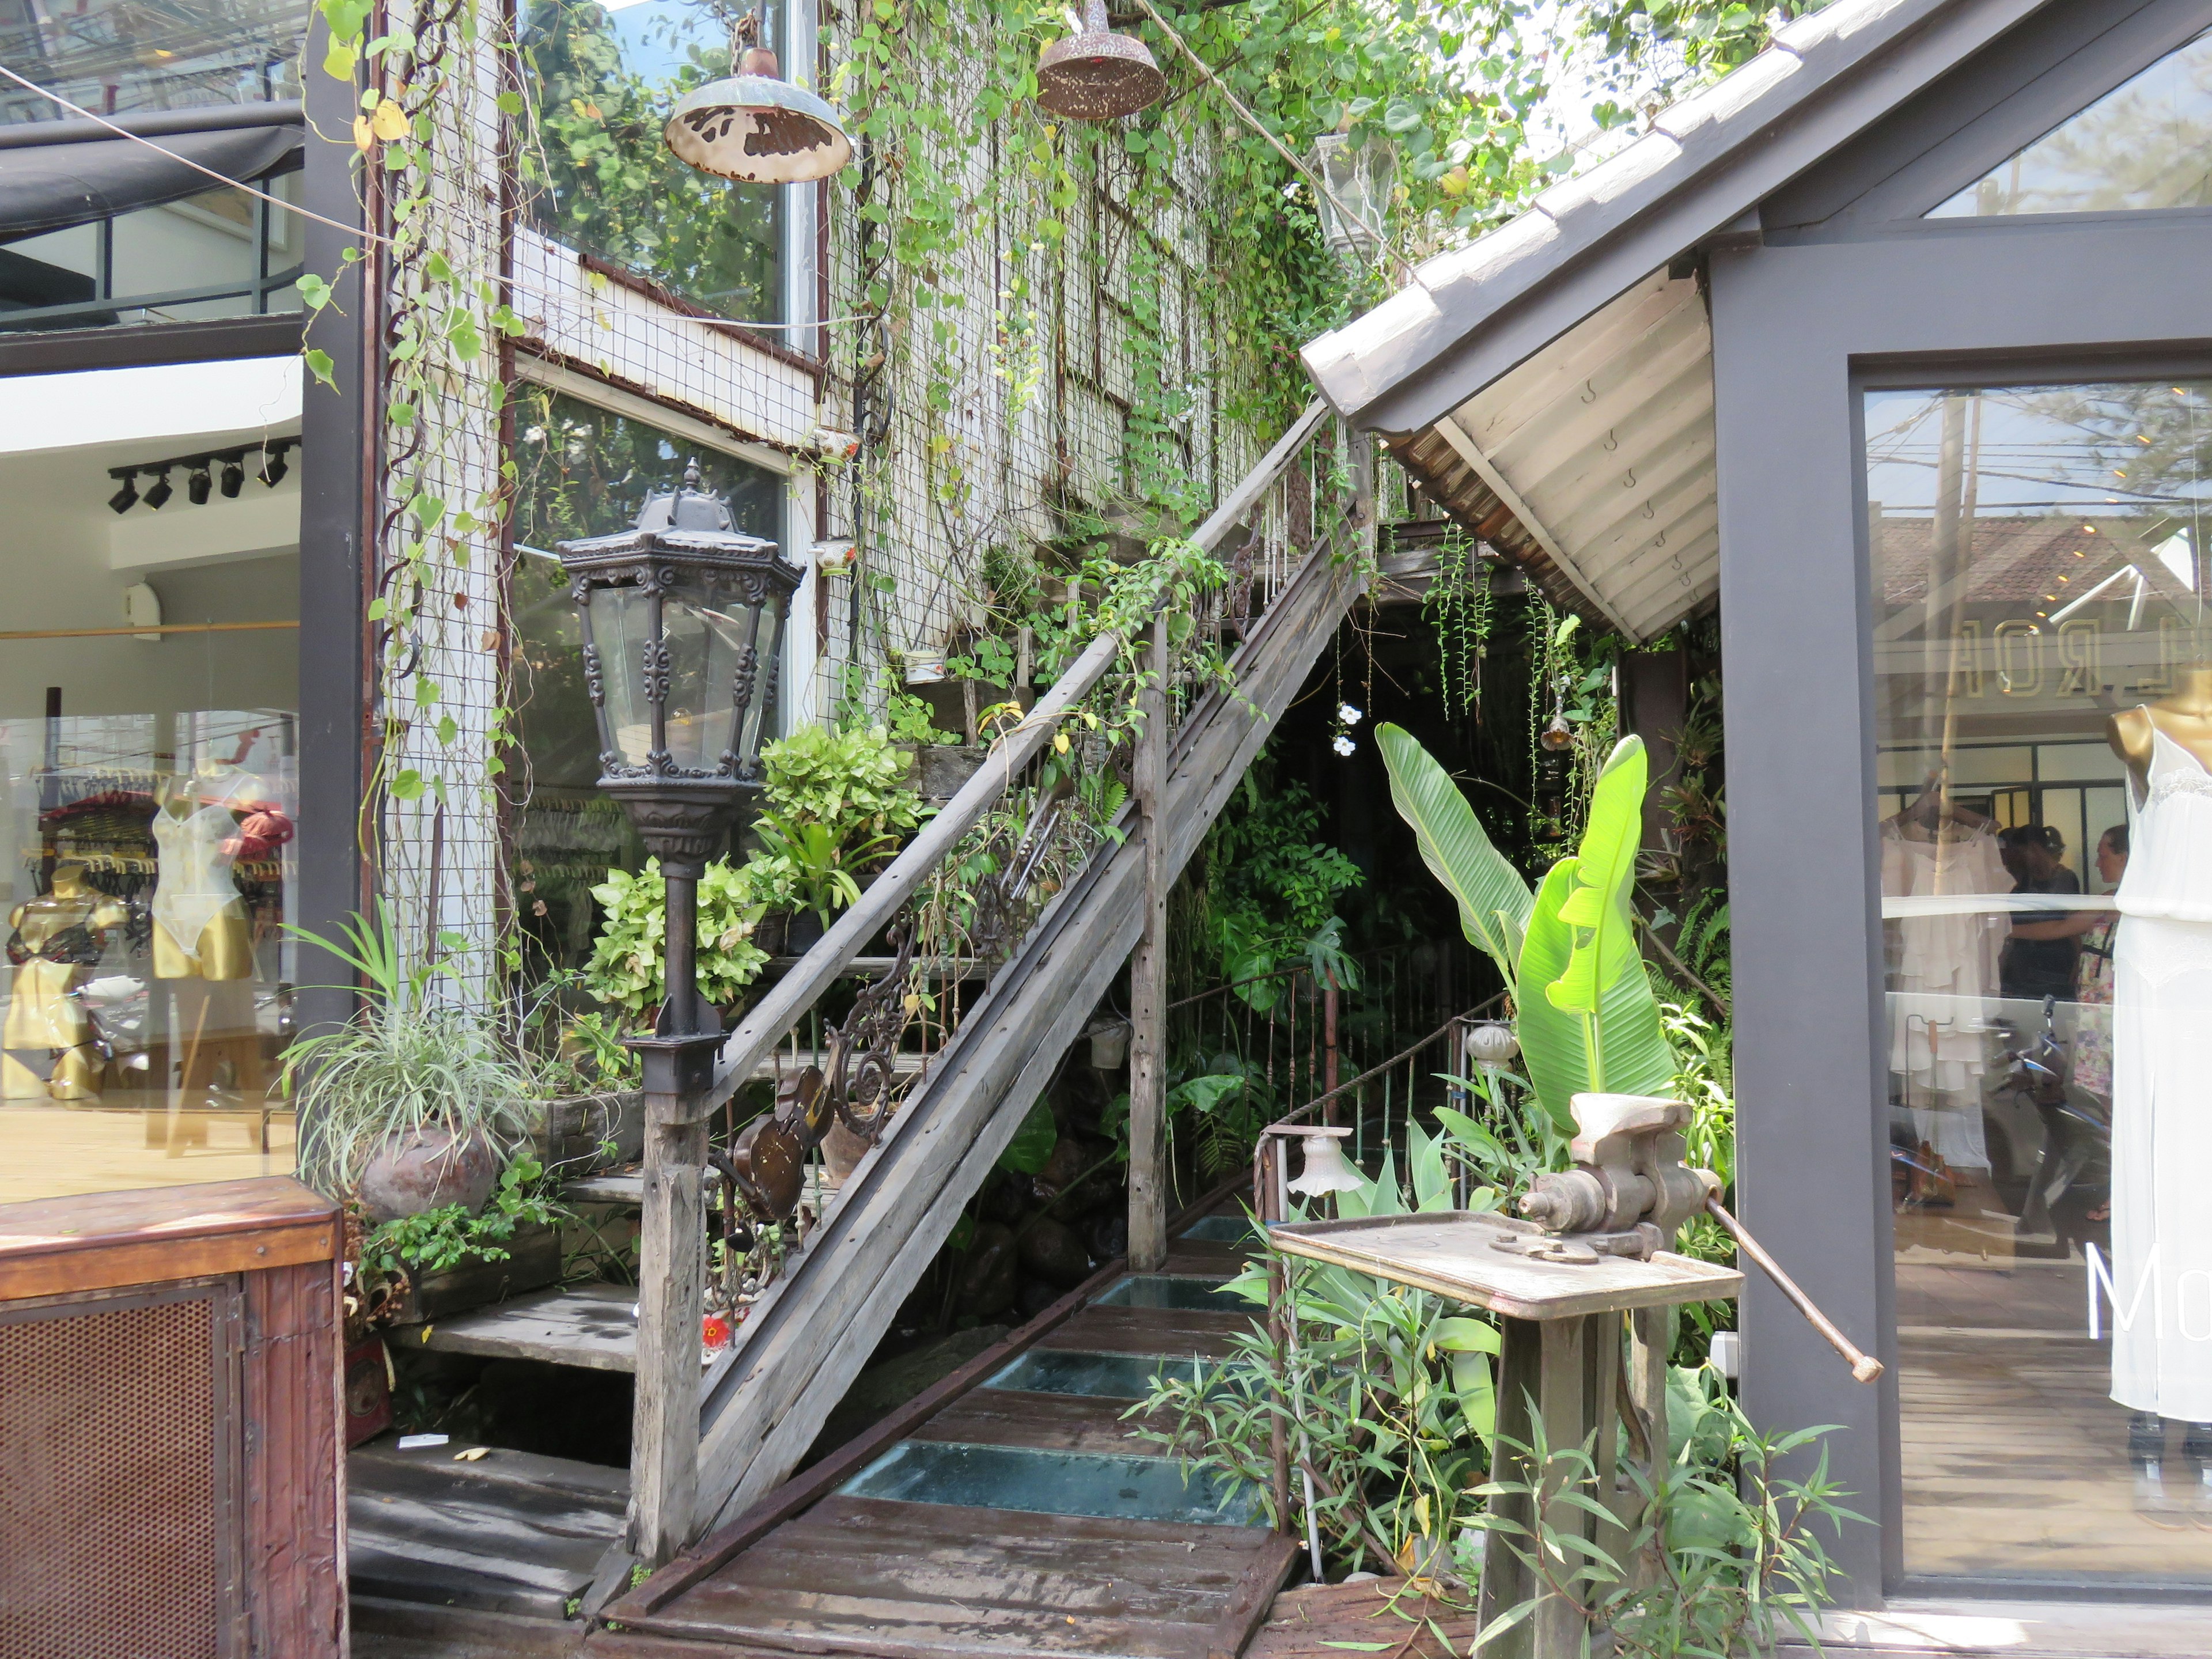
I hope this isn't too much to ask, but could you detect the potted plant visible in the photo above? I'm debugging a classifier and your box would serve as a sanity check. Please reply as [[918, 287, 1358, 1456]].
[[284, 906, 535, 1222], [740, 724, 928, 948], [584, 858, 773, 1020], [517, 980, 645, 1176]]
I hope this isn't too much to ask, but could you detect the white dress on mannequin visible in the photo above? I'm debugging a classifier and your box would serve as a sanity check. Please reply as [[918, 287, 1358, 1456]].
[[2110, 725, 2212, 1420]]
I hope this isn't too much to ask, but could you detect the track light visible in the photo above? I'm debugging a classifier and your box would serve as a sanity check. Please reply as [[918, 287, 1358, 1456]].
[[260, 445, 289, 487], [187, 465, 212, 506], [107, 472, 138, 514], [142, 469, 173, 510], [219, 453, 244, 498]]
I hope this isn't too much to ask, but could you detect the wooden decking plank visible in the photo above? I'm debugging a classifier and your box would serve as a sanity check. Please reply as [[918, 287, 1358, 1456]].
[[910, 1389, 1172, 1456], [1202, 1537, 1301, 1659], [718, 1535, 1245, 1618], [346, 1531, 594, 1619], [1035, 1305, 1246, 1360], [623, 1592, 1222, 1659], [350, 1460, 629, 1533], [351, 1440, 631, 1503], [419, 1283, 641, 1372], [1246, 1580, 1478, 1659], [795, 1495, 1272, 1555]]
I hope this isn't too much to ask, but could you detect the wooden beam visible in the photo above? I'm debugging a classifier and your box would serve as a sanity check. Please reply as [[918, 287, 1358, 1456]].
[[1127, 610, 1171, 1273]]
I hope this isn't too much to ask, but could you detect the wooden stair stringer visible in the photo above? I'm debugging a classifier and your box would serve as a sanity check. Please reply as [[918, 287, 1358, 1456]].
[[688, 543, 1368, 1537]]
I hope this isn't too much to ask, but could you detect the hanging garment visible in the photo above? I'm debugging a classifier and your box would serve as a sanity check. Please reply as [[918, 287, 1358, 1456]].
[[2110, 723, 2212, 1420], [151, 804, 253, 980], [1883, 819, 2007, 1169]]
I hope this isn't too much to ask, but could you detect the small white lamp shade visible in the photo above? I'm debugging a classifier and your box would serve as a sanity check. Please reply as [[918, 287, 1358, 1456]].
[[1286, 1127, 1361, 1198], [1464, 1021, 1519, 1068]]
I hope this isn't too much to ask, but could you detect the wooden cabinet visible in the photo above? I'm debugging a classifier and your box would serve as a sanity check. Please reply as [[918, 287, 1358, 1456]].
[[0, 1177, 344, 1659]]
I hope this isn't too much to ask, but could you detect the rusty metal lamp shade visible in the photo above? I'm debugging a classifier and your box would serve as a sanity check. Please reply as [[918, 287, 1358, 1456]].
[[1036, 0, 1166, 122], [555, 460, 801, 863], [665, 36, 853, 184]]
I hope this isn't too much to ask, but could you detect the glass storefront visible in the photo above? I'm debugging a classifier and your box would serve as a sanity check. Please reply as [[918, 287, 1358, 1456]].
[[0, 0, 309, 123], [0, 358, 301, 1203], [1868, 378, 2212, 1581], [509, 384, 782, 983]]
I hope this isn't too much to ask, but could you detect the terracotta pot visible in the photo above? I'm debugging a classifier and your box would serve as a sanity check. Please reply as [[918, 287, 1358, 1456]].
[[355, 1124, 499, 1222]]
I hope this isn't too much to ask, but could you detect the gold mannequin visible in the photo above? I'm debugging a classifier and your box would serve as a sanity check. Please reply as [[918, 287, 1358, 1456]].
[[2109, 663, 2212, 785], [3, 861, 126, 1101]]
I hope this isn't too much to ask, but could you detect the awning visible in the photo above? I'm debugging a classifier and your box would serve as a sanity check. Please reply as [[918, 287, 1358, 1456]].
[[0, 122, 302, 241]]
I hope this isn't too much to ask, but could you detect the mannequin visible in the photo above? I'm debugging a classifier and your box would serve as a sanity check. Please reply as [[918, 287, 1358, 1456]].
[[2, 861, 127, 1101], [149, 755, 289, 980], [2104, 664, 2212, 1522]]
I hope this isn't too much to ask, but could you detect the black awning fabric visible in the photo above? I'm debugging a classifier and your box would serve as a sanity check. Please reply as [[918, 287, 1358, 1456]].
[[0, 123, 303, 241]]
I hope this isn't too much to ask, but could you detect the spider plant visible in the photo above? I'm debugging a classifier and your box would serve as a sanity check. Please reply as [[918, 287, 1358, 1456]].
[[283, 904, 534, 1199]]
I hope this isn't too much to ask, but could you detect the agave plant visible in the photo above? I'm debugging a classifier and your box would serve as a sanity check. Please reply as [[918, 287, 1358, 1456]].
[[283, 905, 535, 1200], [1377, 723, 1674, 1131]]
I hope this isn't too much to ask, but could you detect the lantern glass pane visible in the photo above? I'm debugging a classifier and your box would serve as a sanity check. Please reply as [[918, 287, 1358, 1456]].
[[662, 574, 749, 774], [594, 581, 658, 770], [739, 595, 783, 763]]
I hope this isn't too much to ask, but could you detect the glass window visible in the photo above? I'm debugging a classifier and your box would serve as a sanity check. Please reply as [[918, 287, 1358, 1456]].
[[1867, 378, 2212, 1584], [0, 358, 302, 1203], [520, 0, 783, 323], [0, 168, 306, 332], [0, 0, 309, 124], [509, 384, 782, 982], [1929, 31, 2212, 218]]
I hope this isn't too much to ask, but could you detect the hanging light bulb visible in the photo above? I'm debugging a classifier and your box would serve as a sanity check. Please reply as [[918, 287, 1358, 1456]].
[[1285, 1127, 1361, 1198], [107, 471, 138, 514], [142, 468, 173, 510], [1037, 0, 1166, 122], [665, 11, 854, 184]]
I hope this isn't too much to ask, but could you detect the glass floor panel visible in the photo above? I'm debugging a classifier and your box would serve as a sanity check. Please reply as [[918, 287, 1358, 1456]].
[[839, 1438, 1262, 1527], [1178, 1213, 1256, 1243], [984, 1348, 1214, 1399], [1092, 1275, 1248, 1311]]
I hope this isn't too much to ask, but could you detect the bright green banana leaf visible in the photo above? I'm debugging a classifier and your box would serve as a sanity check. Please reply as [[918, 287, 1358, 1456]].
[[1517, 738, 1675, 1129], [1376, 722, 1532, 991]]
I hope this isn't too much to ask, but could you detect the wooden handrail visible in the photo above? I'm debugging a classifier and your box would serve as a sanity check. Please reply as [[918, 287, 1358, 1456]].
[[696, 396, 1334, 1119]]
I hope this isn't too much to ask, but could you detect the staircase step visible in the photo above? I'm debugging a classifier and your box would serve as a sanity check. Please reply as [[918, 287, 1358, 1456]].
[[835, 1440, 1264, 1528], [1032, 1304, 1247, 1362], [416, 1283, 645, 1372], [347, 1439, 627, 1620], [910, 1389, 1175, 1458]]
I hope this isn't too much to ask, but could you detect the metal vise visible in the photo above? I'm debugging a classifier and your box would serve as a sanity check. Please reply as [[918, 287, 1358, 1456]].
[[1496, 1093, 1722, 1264]]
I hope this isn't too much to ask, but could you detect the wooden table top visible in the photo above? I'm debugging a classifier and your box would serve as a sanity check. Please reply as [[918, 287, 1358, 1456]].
[[1269, 1210, 1743, 1320], [0, 1175, 338, 1297]]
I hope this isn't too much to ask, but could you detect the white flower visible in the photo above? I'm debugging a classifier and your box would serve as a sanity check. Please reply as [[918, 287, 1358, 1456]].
[[1338, 702, 1363, 725], [1332, 734, 1357, 757]]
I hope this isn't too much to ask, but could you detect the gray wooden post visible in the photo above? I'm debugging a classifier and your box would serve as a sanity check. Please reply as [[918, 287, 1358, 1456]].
[[1127, 611, 1171, 1272]]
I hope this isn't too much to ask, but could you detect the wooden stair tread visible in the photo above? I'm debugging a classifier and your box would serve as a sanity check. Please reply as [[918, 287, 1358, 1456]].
[[604, 1498, 1279, 1659], [1033, 1305, 1245, 1361], [417, 1283, 642, 1372], [347, 1440, 626, 1620], [910, 1390, 1173, 1458]]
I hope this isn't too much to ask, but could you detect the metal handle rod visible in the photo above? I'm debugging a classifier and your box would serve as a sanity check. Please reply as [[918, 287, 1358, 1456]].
[[1705, 1195, 1885, 1384]]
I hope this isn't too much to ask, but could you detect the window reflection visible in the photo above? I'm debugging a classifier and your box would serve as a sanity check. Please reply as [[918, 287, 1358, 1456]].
[[1929, 31, 2212, 218], [508, 385, 782, 982], [0, 0, 308, 123], [520, 0, 782, 323], [1869, 379, 2212, 1581]]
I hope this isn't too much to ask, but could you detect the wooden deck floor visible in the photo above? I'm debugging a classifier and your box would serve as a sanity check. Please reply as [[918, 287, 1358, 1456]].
[[586, 1200, 1296, 1659]]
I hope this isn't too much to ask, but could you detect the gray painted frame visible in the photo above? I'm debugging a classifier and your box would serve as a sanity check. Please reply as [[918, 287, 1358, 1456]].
[[1712, 211, 2212, 1602]]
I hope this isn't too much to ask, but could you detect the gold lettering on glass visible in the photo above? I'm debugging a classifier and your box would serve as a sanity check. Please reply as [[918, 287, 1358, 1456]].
[[1994, 619, 2044, 698]]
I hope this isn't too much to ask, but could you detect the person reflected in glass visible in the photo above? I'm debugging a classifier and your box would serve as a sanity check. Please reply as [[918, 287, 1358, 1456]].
[[1999, 824, 2086, 1005], [2070, 825, 2127, 1115]]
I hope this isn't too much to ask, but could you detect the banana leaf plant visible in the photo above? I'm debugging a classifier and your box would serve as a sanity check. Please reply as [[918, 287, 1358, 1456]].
[[1377, 723, 1675, 1132]]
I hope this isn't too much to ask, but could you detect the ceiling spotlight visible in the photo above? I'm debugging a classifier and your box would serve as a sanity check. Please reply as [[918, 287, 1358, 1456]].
[[218, 453, 244, 498], [142, 469, 173, 510], [187, 465, 212, 506], [260, 445, 289, 487], [664, 11, 854, 183], [1037, 0, 1166, 122], [107, 472, 138, 514]]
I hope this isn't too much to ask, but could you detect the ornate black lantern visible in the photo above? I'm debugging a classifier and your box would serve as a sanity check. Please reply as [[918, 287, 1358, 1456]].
[[555, 459, 801, 868]]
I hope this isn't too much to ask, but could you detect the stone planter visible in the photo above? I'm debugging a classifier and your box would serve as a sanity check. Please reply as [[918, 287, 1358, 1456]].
[[355, 1124, 499, 1223], [381, 1223, 563, 1326], [919, 744, 987, 802]]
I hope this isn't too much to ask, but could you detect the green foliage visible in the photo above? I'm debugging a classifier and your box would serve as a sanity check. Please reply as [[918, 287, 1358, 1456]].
[[884, 691, 960, 746], [997, 1095, 1059, 1173], [284, 907, 537, 1200], [1476, 1372, 1861, 1659], [361, 1157, 568, 1278], [1378, 726, 1673, 1132], [757, 724, 928, 844], [582, 858, 772, 1017], [1195, 766, 1365, 1010]]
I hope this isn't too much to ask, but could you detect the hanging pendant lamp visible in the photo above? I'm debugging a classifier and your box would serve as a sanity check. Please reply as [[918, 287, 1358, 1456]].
[[665, 11, 854, 184], [1285, 1126, 1362, 1199], [1037, 0, 1166, 122]]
